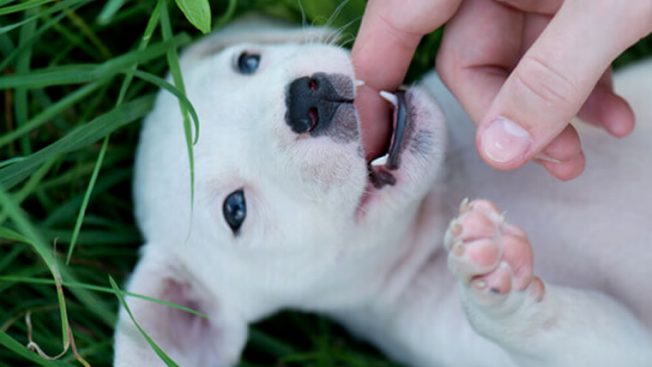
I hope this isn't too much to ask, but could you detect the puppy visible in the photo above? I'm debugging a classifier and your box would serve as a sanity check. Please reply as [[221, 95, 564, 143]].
[[114, 17, 652, 367]]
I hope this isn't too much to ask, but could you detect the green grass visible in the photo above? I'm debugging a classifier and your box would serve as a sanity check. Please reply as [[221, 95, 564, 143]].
[[0, 1, 651, 366]]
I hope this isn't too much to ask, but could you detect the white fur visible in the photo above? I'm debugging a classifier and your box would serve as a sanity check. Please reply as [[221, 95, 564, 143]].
[[114, 19, 652, 367]]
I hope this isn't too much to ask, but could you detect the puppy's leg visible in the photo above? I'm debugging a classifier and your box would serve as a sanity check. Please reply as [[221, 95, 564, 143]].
[[113, 248, 247, 367], [445, 199, 652, 366]]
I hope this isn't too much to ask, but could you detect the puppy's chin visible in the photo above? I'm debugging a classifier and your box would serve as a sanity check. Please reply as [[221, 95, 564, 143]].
[[353, 86, 448, 224]]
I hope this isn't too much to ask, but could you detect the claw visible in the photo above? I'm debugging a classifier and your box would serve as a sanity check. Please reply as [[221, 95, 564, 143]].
[[459, 197, 471, 213], [449, 219, 462, 237]]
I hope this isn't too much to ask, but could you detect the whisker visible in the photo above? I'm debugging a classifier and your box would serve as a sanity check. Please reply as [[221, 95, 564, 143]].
[[324, 0, 351, 29], [329, 15, 361, 47], [297, 0, 307, 31]]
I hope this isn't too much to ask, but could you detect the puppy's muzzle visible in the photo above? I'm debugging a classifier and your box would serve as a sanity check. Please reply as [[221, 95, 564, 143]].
[[285, 73, 356, 138]]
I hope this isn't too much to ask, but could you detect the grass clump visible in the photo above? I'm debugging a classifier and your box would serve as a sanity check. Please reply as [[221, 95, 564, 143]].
[[1, 1, 650, 366]]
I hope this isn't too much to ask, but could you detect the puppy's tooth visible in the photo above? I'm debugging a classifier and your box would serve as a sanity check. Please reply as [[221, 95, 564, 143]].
[[379, 90, 398, 108], [472, 279, 487, 290], [370, 154, 389, 167], [354, 79, 366, 87]]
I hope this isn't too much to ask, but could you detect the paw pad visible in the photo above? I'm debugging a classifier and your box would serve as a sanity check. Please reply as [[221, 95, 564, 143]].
[[445, 199, 544, 305]]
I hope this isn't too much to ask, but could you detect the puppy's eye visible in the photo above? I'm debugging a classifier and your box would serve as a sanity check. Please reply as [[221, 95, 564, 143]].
[[236, 52, 260, 74], [223, 189, 246, 234]]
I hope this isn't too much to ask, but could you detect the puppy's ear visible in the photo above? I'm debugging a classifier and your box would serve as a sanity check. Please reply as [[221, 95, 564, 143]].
[[113, 248, 247, 367], [182, 14, 338, 62]]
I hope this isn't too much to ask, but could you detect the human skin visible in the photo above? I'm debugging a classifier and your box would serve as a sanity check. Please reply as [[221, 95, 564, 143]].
[[352, 0, 652, 180]]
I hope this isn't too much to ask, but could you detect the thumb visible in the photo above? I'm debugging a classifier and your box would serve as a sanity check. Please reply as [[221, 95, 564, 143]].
[[476, 1, 645, 170]]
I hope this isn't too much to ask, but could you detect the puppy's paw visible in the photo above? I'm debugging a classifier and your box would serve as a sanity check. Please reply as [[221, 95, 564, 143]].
[[444, 199, 544, 311]]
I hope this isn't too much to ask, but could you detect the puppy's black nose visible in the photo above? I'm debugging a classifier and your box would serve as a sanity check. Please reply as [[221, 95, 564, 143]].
[[285, 73, 353, 134]]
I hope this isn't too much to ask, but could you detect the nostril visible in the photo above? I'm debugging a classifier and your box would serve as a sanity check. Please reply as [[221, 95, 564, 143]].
[[287, 74, 345, 135], [308, 107, 319, 130], [308, 78, 319, 91]]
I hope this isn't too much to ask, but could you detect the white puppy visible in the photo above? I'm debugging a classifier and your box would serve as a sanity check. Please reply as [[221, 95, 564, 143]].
[[114, 18, 652, 367]]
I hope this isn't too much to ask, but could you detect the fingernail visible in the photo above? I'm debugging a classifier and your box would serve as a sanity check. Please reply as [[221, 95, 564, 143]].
[[480, 117, 531, 164], [534, 153, 562, 164]]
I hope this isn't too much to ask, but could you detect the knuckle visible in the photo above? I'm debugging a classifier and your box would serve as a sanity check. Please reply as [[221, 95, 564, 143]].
[[515, 56, 578, 110]]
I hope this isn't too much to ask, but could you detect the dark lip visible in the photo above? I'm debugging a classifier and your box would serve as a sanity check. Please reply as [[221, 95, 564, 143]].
[[386, 90, 407, 170], [366, 90, 409, 189]]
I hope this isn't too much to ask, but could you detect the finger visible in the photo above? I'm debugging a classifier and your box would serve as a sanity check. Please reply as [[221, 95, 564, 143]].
[[578, 70, 635, 137], [437, 0, 523, 124], [538, 151, 586, 181], [535, 124, 585, 180], [355, 86, 392, 159], [352, 0, 462, 159], [495, 0, 562, 15], [353, 0, 462, 89], [476, 1, 645, 170]]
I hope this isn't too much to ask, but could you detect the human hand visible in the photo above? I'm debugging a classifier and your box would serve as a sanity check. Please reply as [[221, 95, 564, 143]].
[[352, 0, 463, 160], [436, 0, 652, 180], [353, 0, 652, 180]]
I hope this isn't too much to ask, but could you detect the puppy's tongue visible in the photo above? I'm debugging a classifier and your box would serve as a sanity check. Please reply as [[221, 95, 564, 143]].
[[355, 85, 392, 161]]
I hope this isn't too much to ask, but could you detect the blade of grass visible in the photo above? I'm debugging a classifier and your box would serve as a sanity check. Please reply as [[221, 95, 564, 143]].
[[15, 7, 38, 155], [0, 6, 76, 71], [0, 275, 209, 318], [66, 0, 162, 264], [0, 155, 57, 225], [160, 0, 196, 208], [47, 12, 102, 62], [0, 0, 87, 33], [0, 94, 154, 190], [116, 0, 161, 104], [41, 228, 141, 246], [0, 188, 89, 366], [215, 0, 237, 29], [36, 148, 129, 191], [42, 168, 131, 227], [248, 329, 296, 357], [109, 276, 180, 367], [0, 80, 103, 149], [64, 7, 112, 59], [96, 0, 126, 25], [0, 0, 56, 15], [0, 331, 66, 367], [0, 34, 190, 89], [0, 246, 25, 273], [65, 136, 107, 264], [65, 70, 198, 261], [132, 69, 199, 127], [159, 1, 196, 145], [174, 0, 211, 34], [0, 22, 14, 56]]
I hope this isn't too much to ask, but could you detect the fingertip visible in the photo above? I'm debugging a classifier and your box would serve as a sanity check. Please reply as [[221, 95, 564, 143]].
[[601, 93, 635, 138], [534, 125, 585, 180], [579, 85, 636, 138], [355, 85, 392, 160], [539, 124, 582, 162], [538, 151, 585, 181], [476, 116, 532, 170]]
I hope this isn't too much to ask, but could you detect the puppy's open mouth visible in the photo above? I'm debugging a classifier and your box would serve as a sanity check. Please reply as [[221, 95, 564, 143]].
[[365, 90, 409, 189], [354, 88, 416, 219]]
